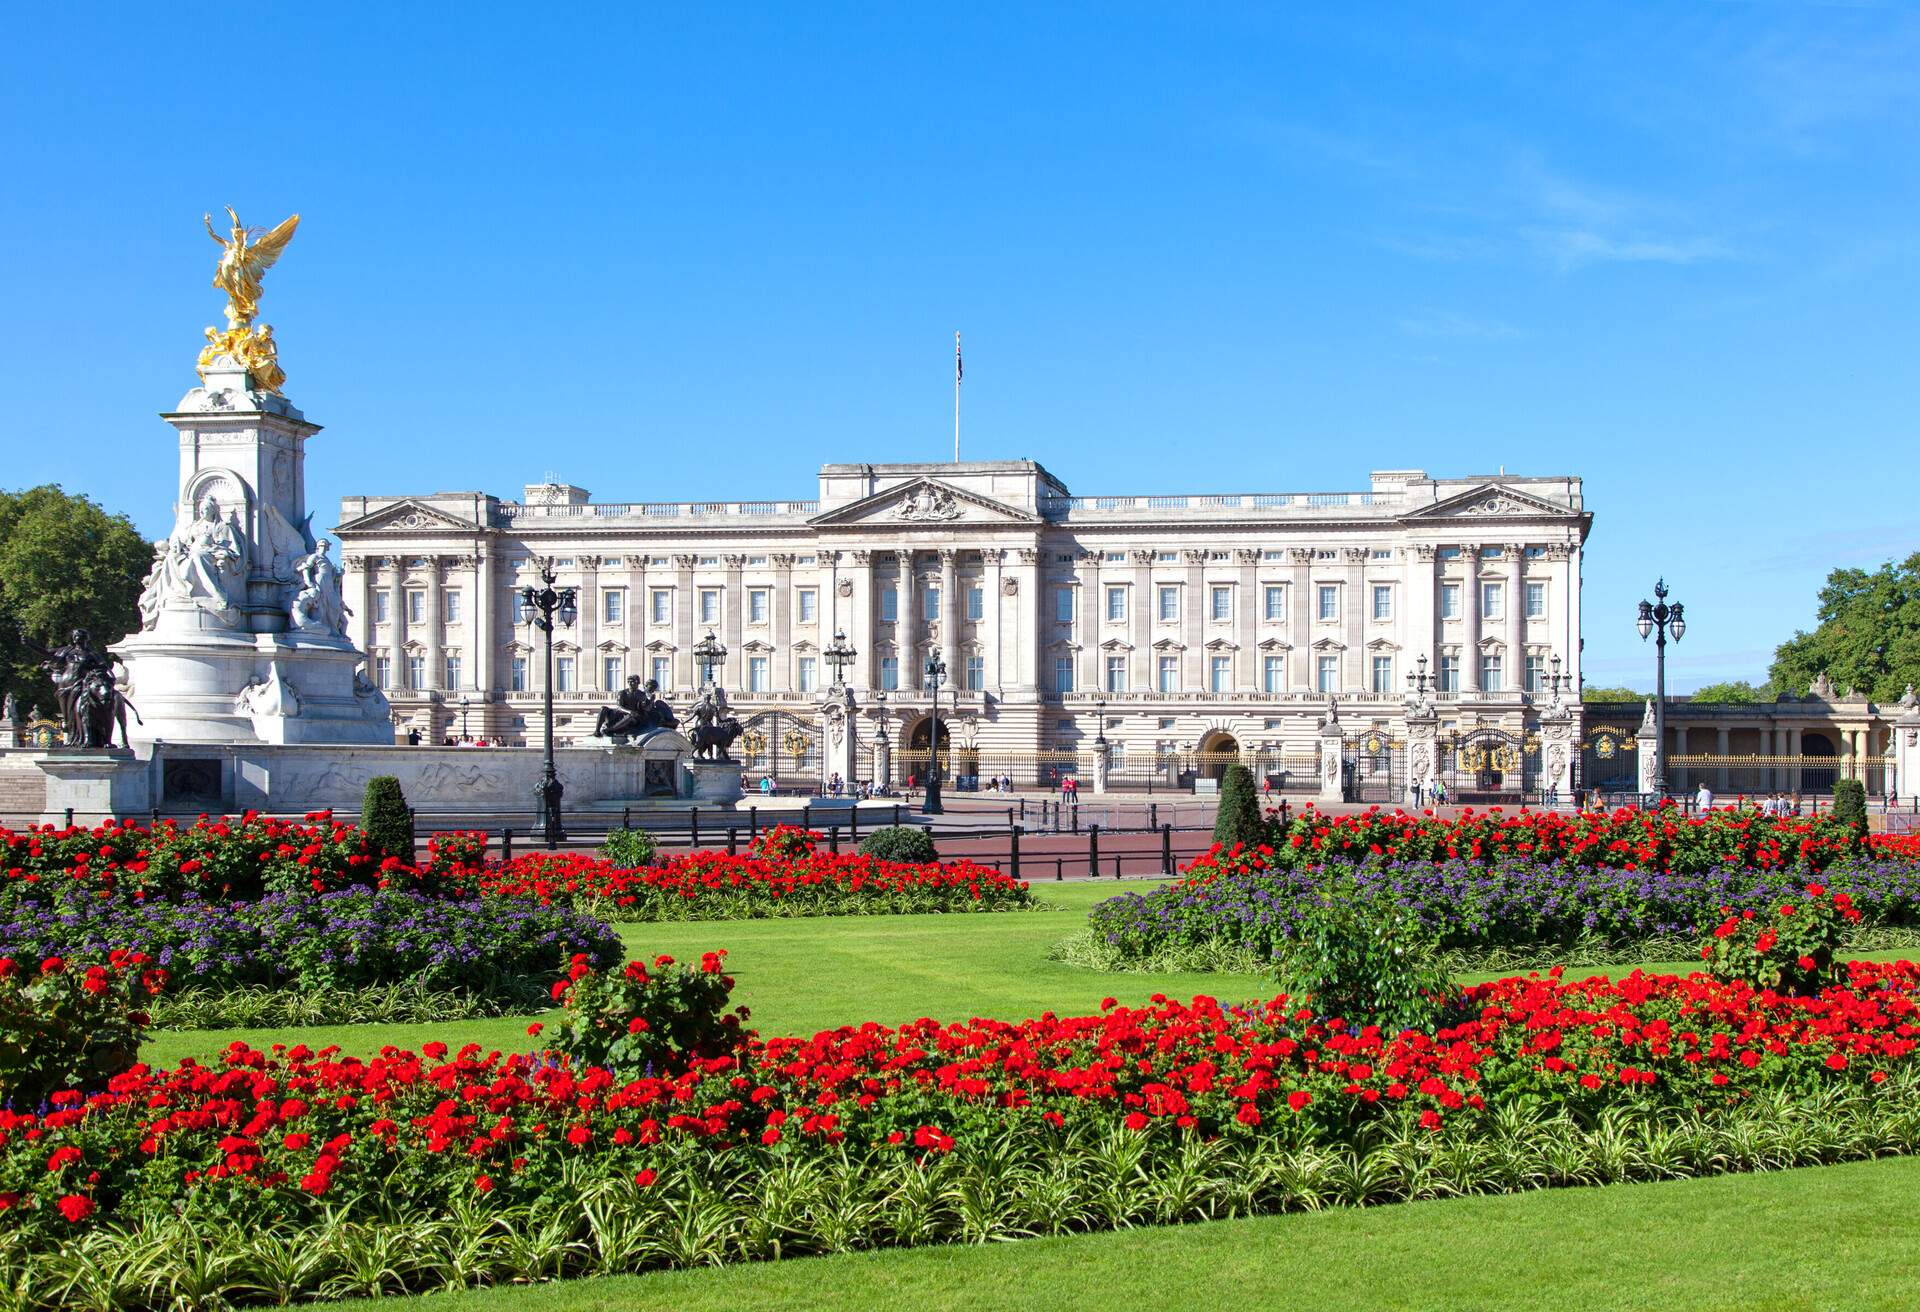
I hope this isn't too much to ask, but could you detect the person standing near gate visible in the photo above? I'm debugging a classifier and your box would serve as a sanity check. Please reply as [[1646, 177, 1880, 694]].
[[1696, 780, 1714, 813]]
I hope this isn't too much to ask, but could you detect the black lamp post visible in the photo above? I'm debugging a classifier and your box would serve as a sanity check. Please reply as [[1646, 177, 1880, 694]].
[[458, 695, 471, 741], [1636, 579, 1686, 798], [1405, 653, 1436, 702], [1094, 696, 1108, 747], [922, 651, 947, 815], [518, 559, 577, 847], [692, 628, 726, 690], [824, 629, 856, 690]]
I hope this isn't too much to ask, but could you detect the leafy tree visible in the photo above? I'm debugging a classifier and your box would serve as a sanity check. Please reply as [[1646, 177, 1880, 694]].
[[1689, 681, 1772, 704], [0, 486, 152, 711], [361, 776, 415, 864], [1581, 685, 1646, 703], [1768, 554, 1920, 703], [1831, 779, 1868, 841], [1213, 763, 1265, 850]]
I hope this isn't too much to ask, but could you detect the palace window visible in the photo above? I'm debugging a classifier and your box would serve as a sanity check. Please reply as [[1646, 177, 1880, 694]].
[[1371, 655, 1392, 694], [443, 589, 462, 623], [407, 590, 426, 625], [1439, 653, 1460, 694], [797, 656, 817, 692], [407, 654, 426, 690], [696, 556, 718, 567], [699, 590, 720, 625], [1481, 582, 1503, 620], [1316, 655, 1338, 693], [1263, 654, 1284, 693], [651, 656, 670, 688], [1053, 656, 1074, 693], [924, 585, 941, 623], [444, 653, 463, 689], [967, 585, 984, 621], [1480, 651, 1504, 692], [1263, 585, 1284, 621], [797, 588, 817, 623], [748, 589, 769, 624], [1524, 652, 1545, 693], [556, 657, 575, 692], [1210, 587, 1230, 621], [1103, 551, 1125, 562], [1481, 545, 1503, 559], [1054, 586, 1073, 624], [880, 586, 898, 622], [748, 656, 769, 692], [879, 656, 899, 691], [1209, 656, 1230, 692], [747, 555, 767, 566], [1158, 655, 1178, 693], [375, 654, 393, 689], [966, 655, 985, 690], [509, 656, 526, 692], [1105, 655, 1125, 692], [1156, 551, 1177, 562], [374, 590, 391, 623], [1440, 583, 1461, 619], [650, 590, 670, 624], [602, 655, 622, 690], [1158, 586, 1178, 622], [1371, 585, 1392, 621], [602, 590, 623, 624], [1526, 582, 1546, 619], [1317, 585, 1338, 622], [1106, 586, 1126, 622]]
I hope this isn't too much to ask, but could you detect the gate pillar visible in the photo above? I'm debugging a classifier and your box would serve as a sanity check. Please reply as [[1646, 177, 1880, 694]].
[[1317, 697, 1346, 804], [1635, 699, 1660, 799], [1404, 708, 1439, 807], [1893, 686, 1920, 801]]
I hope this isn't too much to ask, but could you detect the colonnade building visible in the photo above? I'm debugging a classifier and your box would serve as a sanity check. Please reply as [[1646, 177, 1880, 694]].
[[334, 461, 1591, 794]]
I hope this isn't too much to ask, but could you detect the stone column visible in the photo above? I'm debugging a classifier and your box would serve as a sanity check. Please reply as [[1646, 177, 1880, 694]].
[[1461, 545, 1482, 694], [357, 558, 377, 658], [1564, 543, 1583, 694], [772, 553, 794, 692], [1235, 548, 1259, 692], [1072, 550, 1096, 694], [1413, 543, 1438, 693], [1182, 549, 1206, 691], [1131, 549, 1153, 691], [474, 550, 496, 703], [897, 551, 918, 689], [941, 548, 962, 690], [850, 551, 874, 690], [723, 555, 746, 690], [982, 549, 1004, 693], [673, 554, 696, 689], [1504, 544, 1525, 692], [1288, 547, 1313, 692], [577, 556, 601, 691], [1016, 547, 1042, 691], [423, 557, 444, 692], [1343, 547, 1367, 692]]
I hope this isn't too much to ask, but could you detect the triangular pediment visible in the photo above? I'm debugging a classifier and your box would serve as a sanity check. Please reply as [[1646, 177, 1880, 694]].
[[336, 499, 475, 533], [1404, 483, 1580, 522], [808, 478, 1042, 528]]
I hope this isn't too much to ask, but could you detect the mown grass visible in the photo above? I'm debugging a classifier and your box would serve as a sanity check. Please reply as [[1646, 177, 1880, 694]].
[[373, 1156, 1920, 1312]]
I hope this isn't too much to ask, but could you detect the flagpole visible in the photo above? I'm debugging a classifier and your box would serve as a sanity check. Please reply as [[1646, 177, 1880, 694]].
[[953, 331, 962, 463]]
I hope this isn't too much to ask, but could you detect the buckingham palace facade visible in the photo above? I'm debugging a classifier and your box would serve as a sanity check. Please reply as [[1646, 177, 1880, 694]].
[[334, 461, 1591, 793]]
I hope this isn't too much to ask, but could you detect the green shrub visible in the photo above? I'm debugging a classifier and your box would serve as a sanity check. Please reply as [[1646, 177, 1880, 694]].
[[1213, 762, 1266, 851], [361, 775, 414, 864], [1832, 779, 1868, 841], [857, 825, 938, 863], [0, 952, 166, 1108], [599, 827, 659, 868], [1701, 881, 1860, 994], [1278, 881, 1456, 1033], [550, 950, 748, 1078]]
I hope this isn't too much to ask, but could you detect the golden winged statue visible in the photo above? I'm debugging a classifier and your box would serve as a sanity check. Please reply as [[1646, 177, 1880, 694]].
[[196, 207, 299, 394]]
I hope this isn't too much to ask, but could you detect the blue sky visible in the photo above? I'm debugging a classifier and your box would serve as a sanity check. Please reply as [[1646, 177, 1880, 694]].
[[3, 3, 1915, 692]]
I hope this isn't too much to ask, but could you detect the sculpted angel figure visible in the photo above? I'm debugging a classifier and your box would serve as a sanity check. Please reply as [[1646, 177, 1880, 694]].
[[290, 538, 348, 635], [206, 208, 300, 328]]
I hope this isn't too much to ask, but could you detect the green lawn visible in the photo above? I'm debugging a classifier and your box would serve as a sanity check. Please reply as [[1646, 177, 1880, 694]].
[[371, 1157, 1920, 1312]]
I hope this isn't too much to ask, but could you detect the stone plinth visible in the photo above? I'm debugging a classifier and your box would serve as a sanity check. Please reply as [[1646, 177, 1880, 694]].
[[31, 750, 152, 822], [683, 759, 745, 806], [115, 630, 390, 745]]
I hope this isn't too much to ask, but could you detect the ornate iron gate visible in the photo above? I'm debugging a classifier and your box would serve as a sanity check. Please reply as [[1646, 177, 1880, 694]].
[[1441, 728, 1539, 802], [1344, 729, 1403, 803], [739, 712, 819, 782]]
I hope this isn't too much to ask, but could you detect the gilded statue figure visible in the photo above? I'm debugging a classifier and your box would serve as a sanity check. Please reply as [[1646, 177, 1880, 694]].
[[196, 207, 299, 393]]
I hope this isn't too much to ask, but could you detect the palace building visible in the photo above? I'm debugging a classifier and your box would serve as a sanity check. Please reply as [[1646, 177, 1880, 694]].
[[334, 461, 1592, 795]]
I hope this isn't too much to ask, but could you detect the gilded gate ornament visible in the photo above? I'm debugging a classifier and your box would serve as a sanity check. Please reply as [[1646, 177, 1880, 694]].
[[196, 207, 300, 394]]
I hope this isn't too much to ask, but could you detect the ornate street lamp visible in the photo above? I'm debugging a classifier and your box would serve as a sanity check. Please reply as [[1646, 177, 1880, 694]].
[[692, 629, 727, 690], [458, 694, 471, 741], [824, 629, 856, 690], [1405, 653, 1436, 700], [922, 651, 947, 815], [1636, 579, 1686, 798], [518, 559, 577, 848], [1094, 696, 1108, 747]]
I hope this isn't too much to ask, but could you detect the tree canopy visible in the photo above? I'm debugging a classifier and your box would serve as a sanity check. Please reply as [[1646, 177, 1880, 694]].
[[1581, 685, 1646, 703], [0, 486, 152, 712], [1688, 680, 1772, 704], [1768, 553, 1920, 704]]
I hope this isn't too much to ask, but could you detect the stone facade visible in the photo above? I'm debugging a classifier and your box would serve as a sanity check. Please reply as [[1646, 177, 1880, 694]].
[[334, 462, 1592, 790]]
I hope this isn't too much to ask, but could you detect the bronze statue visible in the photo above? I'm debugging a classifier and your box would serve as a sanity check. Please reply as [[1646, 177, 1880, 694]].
[[593, 677, 677, 739], [22, 629, 137, 747], [687, 685, 743, 761]]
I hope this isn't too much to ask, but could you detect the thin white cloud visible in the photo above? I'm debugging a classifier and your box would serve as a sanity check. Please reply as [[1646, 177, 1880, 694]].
[[1394, 310, 1521, 340], [1520, 227, 1736, 270]]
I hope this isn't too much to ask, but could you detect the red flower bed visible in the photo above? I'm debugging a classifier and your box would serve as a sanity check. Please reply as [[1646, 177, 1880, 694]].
[[1271, 802, 1917, 875], [5, 956, 1917, 1237]]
